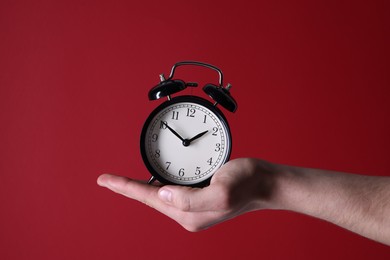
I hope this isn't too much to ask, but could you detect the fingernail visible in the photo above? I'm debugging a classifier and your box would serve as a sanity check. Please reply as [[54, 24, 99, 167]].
[[97, 174, 114, 188], [97, 175, 107, 187], [159, 189, 172, 202]]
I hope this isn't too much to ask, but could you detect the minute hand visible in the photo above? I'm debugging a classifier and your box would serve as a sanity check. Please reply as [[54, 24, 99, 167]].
[[188, 130, 209, 143], [163, 122, 185, 141]]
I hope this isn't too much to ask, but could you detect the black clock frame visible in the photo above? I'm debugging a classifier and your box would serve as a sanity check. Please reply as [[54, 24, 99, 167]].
[[140, 95, 232, 188]]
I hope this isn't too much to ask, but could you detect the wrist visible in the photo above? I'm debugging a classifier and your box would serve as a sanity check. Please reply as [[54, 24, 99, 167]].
[[243, 159, 290, 211], [251, 161, 322, 213], [265, 163, 307, 211]]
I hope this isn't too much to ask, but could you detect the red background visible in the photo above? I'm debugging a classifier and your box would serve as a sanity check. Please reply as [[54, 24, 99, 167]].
[[1, 0, 389, 259]]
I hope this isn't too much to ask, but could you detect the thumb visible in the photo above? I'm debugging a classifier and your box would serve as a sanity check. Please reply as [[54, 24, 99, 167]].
[[158, 185, 220, 212]]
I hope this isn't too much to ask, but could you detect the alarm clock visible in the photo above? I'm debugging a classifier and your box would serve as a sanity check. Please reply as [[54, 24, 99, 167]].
[[140, 61, 237, 187]]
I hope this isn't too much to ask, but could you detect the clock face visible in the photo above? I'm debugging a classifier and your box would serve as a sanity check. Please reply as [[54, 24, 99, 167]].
[[140, 96, 232, 187]]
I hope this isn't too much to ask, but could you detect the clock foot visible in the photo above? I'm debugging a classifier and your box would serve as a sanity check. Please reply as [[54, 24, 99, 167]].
[[147, 176, 156, 184]]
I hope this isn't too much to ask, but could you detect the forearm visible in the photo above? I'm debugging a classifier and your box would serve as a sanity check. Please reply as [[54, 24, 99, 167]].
[[268, 163, 390, 245]]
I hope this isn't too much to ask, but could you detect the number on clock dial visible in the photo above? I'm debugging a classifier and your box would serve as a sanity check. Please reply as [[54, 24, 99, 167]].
[[146, 102, 229, 185]]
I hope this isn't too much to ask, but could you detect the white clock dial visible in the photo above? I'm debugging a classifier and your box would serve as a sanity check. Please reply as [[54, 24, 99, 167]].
[[141, 96, 231, 186]]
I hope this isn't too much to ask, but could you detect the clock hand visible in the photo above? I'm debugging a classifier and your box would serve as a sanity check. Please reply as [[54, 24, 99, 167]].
[[188, 130, 209, 143], [163, 122, 185, 142]]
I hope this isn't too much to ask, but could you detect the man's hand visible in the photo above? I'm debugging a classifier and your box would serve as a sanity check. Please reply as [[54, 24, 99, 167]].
[[97, 158, 390, 245], [97, 158, 275, 231]]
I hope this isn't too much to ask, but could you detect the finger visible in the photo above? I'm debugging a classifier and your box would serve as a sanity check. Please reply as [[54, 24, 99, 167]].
[[97, 174, 231, 230], [97, 174, 160, 207], [158, 184, 226, 212], [97, 174, 195, 222]]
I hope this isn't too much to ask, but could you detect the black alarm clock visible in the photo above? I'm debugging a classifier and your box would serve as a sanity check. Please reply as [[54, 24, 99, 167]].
[[140, 61, 237, 187]]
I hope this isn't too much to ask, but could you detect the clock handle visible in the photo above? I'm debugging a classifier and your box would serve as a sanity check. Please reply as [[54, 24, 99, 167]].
[[168, 61, 224, 87]]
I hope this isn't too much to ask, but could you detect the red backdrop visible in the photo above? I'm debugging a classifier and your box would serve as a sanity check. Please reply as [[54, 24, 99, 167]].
[[1, 0, 389, 259]]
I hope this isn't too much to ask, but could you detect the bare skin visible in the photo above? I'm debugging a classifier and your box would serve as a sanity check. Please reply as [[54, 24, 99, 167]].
[[97, 158, 390, 245]]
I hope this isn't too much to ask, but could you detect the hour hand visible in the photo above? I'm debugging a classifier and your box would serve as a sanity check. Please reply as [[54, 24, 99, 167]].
[[163, 122, 185, 141], [188, 130, 208, 143]]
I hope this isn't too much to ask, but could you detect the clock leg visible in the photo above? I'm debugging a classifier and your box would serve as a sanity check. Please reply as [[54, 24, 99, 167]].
[[147, 176, 156, 184]]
